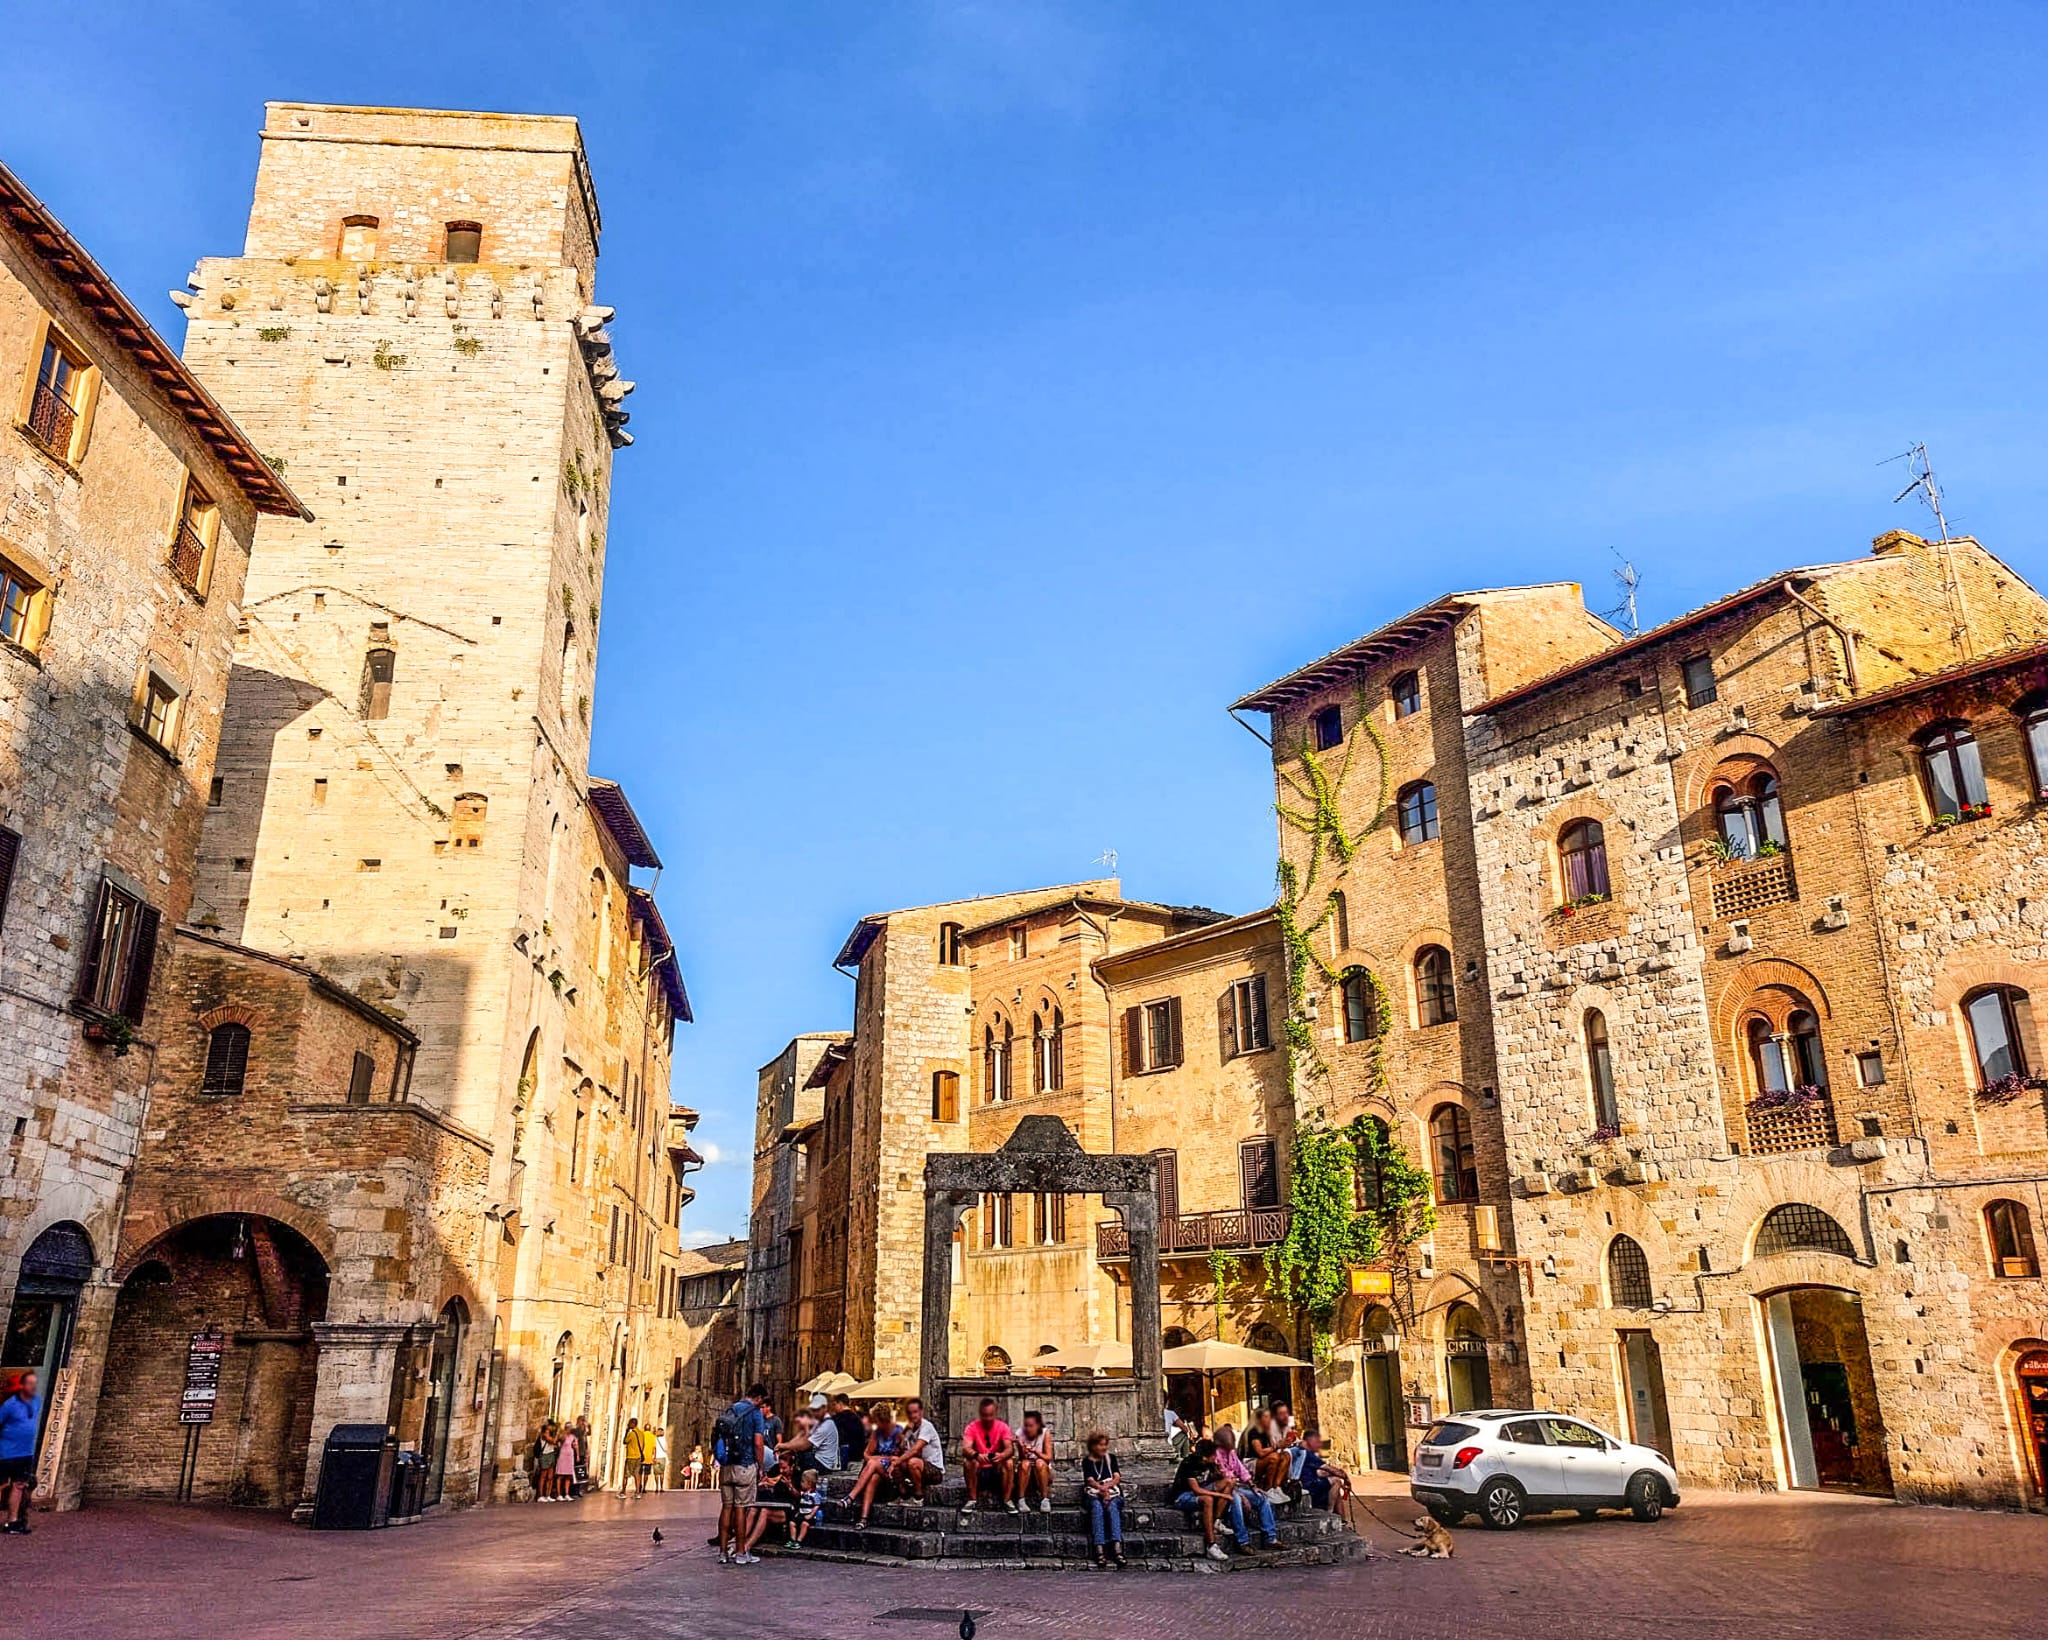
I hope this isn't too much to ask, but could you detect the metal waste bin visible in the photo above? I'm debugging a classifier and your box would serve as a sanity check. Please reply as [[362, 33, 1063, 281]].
[[389, 1449, 428, 1521], [312, 1424, 395, 1529]]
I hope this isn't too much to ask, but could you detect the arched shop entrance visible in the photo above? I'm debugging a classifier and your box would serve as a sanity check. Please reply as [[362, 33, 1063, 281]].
[[1359, 1305, 1406, 1473], [420, 1298, 467, 1506], [2012, 1346, 2048, 1500], [1761, 1288, 1892, 1495], [1, 1223, 95, 1480], [1443, 1303, 1492, 1413], [89, 1215, 329, 1508]]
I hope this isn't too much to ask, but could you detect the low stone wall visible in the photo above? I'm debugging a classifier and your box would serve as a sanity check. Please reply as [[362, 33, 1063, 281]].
[[935, 1376, 1169, 1461]]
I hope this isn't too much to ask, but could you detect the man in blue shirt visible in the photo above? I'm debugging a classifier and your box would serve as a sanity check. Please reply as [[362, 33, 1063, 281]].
[[0, 1370, 42, 1535], [713, 1383, 769, 1565]]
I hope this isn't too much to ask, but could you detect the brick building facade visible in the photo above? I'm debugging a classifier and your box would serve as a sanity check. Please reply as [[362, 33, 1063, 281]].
[[0, 157, 305, 1508]]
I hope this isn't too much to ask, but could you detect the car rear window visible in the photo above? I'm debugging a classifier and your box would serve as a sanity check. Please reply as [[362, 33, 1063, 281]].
[[1420, 1421, 1479, 1446]]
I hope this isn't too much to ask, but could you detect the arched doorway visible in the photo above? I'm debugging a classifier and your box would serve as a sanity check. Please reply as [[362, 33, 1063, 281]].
[[1162, 1327, 1202, 1425], [1, 1222, 95, 1481], [1247, 1322, 1295, 1416], [2016, 1346, 2048, 1499], [1443, 1302, 1492, 1412], [1359, 1305, 1406, 1472], [1760, 1287, 1892, 1494], [90, 1215, 328, 1508], [550, 1333, 573, 1421], [420, 1298, 467, 1506]]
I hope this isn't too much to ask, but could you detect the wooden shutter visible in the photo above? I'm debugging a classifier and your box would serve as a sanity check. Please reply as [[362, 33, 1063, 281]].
[[348, 1050, 375, 1104], [1165, 996, 1184, 1068], [1240, 1138, 1279, 1210], [1246, 975, 1269, 1050], [1217, 986, 1238, 1061], [73, 880, 114, 1006], [1152, 1149, 1179, 1221], [0, 827, 18, 929], [118, 903, 160, 1024], [1123, 1006, 1144, 1074]]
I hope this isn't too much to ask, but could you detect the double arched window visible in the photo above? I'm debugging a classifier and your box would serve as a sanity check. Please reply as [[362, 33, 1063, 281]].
[[984, 1018, 1014, 1103], [1414, 945, 1456, 1026], [1713, 770, 1786, 858], [1583, 1009, 1618, 1129], [1963, 985, 2034, 1088], [1397, 781, 1439, 844], [1033, 1008, 1065, 1093], [200, 1022, 250, 1097], [1606, 1234, 1652, 1308], [1339, 969, 1377, 1043], [1559, 819, 1609, 902], [1428, 1103, 1477, 1203], [1919, 720, 1987, 818], [1746, 1008, 1826, 1094]]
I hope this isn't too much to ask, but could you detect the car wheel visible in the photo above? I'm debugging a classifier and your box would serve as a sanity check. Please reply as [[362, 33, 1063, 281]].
[[1478, 1478, 1525, 1530], [1627, 1473, 1666, 1522], [1426, 1501, 1463, 1527]]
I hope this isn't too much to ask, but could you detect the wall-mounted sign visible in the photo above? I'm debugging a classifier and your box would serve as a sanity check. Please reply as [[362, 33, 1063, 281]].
[[1405, 1395, 1433, 1428], [179, 1328, 225, 1425], [1348, 1269, 1394, 1298]]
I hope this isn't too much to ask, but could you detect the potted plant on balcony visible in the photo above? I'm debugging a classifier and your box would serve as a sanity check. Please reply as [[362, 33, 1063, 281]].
[[1751, 1083, 1827, 1114], [1976, 1072, 2043, 1106]]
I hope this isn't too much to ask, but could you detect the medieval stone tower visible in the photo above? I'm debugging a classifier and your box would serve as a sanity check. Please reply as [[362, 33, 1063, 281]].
[[182, 103, 631, 1147]]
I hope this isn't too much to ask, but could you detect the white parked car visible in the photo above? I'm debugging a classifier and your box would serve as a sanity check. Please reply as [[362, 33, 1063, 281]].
[[1409, 1410, 1679, 1530]]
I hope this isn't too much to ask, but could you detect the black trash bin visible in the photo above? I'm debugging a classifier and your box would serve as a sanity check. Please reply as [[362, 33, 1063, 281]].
[[312, 1424, 395, 1530], [389, 1450, 427, 1521]]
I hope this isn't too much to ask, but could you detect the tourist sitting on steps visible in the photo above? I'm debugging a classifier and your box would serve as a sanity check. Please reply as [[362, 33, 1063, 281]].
[[890, 1396, 945, 1503], [959, 1398, 1017, 1515], [1246, 1406, 1294, 1500], [1080, 1429, 1127, 1569], [794, 1469, 824, 1546], [1298, 1432, 1351, 1517], [845, 1402, 903, 1529], [1014, 1409, 1055, 1513], [1186, 1431, 1281, 1556]]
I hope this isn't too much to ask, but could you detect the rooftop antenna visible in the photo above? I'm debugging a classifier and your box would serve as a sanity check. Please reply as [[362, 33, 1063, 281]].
[[1093, 847, 1118, 877], [1601, 549, 1641, 635], [1883, 442, 1952, 542]]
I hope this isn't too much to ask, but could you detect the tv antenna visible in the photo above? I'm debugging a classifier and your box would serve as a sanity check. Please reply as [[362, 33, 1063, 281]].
[[1883, 442, 1952, 542], [1601, 549, 1641, 635], [1092, 847, 1118, 876]]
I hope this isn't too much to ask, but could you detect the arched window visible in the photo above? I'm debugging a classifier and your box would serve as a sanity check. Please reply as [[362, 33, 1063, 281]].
[[984, 1018, 1013, 1103], [1312, 704, 1344, 751], [1339, 969, 1377, 1043], [1606, 1234, 1652, 1308], [1986, 1200, 2041, 1278], [449, 792, 488, 850], [1754, 1203, 1855, 1258], [444, 220, 483, 263], [1034, 1007, 1064, 1092], [1559, 819, 1609, 901], [1747, 1017, 1789, 1094], [1964, 985, 2035, 1088], [1429, 1103, 1477, 1203], [1397, 781, 1439, 844], [1919, 719, 1987, 818], [1391, 671, 1422, 719], [1584, 1009, 1618, 1129], [1714, 771, 1787, 859], [1786, 1009, 1826, 1088], [2021, 695, 2048, 796], [1414, 945, 1456, 1026], [981, 1345, 1012, 1376], [199, 1023, 250, 1096], [937, 922, 965, 966], [1353, 1116, 1390, 1213], [360, 646, 395, 719], [338, 214, 379, 259]]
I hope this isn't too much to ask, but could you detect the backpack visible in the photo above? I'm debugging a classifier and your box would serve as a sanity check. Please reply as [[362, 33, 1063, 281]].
[[712, 1399, 749, 1466]]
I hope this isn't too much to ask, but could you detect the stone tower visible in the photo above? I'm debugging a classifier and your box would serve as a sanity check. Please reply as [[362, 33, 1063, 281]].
[[182, 103, 631, 1143]]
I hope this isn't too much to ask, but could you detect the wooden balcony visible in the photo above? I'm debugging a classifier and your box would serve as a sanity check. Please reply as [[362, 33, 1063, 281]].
[[1096, 1206, 1289, 1261]]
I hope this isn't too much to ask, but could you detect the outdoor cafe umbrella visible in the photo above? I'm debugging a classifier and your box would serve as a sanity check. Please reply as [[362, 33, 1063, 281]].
[[1160, 1338, 1311, 1426], [1028, 1341, 1134, 1374], [797, 1370, 860, 1395], [845, 1373, 919, 1402]]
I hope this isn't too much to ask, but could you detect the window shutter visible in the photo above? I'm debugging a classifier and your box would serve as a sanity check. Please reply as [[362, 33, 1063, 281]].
[[119, 903, 161, 1024], [1123, 1006, 1144, 1074], [0, 827, 18, 929], [73, 880, 113, 1006], [1153, 1149, 1179, 1221], [1241, 1138, 1279, 1210], [1247, 975, 1268, 1050], [1166, 996, 1184, 1068], [348, 1050, 375, 1104], [1218, 987, 1238, 1061]]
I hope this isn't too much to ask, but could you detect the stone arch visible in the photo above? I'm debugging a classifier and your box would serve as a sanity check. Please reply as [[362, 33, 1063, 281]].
[[196, 1004, 257, 1033], [1711, 956, 1833, 1038], [1543, 796, 1626, 907], [1417, 1270, 1495, 1345], [1930, 949, 2048, 1015], [1681, 734, 1786, 810], [12, 1183, 113, 1276], [1716, 1157, 1869, 1272], [115, 1191, 337, 1280]]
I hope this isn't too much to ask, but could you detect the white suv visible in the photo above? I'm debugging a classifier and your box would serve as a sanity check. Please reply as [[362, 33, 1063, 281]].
[[1409, 1410, 1679, 1530]]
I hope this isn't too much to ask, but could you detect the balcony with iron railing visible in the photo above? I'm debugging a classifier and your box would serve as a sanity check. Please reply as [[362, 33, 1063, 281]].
[[1096, 1205, 1290, 1261], [169, 521, 210, 590], [26, 381, 76, 460]]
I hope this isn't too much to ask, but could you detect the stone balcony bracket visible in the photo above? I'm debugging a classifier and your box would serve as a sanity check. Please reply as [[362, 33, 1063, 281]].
[[1554, 1168, 1594, 1193], [1846, 1137, 1888, 1164], [1516, 1172, 1552, 1196]]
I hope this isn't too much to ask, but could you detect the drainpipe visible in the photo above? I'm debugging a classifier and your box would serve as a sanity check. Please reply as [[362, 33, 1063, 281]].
[[1781, 583, 1861, 694]]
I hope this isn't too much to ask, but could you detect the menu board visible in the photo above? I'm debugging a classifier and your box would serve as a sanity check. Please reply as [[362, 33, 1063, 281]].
[[179, 1329, 225, 1425]]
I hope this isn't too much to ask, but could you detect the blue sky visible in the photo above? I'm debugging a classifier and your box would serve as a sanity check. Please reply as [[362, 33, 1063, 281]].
[[12, 2, 2048, 1241]]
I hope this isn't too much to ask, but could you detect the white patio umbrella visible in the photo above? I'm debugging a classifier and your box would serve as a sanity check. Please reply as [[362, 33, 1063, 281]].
[[1161, 1339, 1310, 1427], [845, 1373, 919, 1402], [797, 1370, 860, 1395], [1029, 1341, 1135, 1373]]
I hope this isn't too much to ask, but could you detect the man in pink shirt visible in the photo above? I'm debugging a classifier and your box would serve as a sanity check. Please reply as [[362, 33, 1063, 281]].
[[959, 1397, 1017, 1515]]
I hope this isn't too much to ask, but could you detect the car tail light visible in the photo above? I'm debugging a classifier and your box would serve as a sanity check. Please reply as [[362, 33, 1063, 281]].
[[1452, 1446, 1483, 1470]]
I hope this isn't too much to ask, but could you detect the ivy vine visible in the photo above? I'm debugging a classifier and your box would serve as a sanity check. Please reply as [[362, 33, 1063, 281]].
[[1265, 1118, 1436, 1358]]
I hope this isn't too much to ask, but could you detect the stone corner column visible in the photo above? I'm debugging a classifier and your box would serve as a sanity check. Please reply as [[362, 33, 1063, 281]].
[[1106, 1190, 1163, 1432], [918, 1190, 972, 1421], [302, 1320, 413, 1503]]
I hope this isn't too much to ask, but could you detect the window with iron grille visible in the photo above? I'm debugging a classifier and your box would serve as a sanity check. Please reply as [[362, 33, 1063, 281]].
[[1607, 1235, 1652, 1308], [26, 332, 90, 461], [1753, 1203, 1854, 1258], [170, 476, 218, 595]]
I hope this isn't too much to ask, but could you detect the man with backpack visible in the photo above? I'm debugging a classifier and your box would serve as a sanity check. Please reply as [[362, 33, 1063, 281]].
[[713, 1383, 770, 1565]]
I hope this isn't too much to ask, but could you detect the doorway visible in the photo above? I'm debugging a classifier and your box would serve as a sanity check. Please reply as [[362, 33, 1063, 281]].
[[1360, 1305, 1406, 1472], [1762, 1288, 1892, 1494], [2016, 1347, 2048, 1499], [1443, 1303, 1492, 1413], [1617, 1330, 1672, 1459], [0, 1223, 94, 1483], [420, 1298, 465, 1506]]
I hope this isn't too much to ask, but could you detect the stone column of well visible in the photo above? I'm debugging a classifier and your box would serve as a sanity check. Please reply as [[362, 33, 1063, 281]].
[[918, 1190, 973, 1418], [1106, 1189, 1164, 1431], [300, 1321, 413, 1502]]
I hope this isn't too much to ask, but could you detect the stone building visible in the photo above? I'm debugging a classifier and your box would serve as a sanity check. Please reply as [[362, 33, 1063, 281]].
[[668, 1237, 745, 1460], [0, 157, 306, 1508], [34, 103, 696, 1513], [745, 882, 1227, 1415]]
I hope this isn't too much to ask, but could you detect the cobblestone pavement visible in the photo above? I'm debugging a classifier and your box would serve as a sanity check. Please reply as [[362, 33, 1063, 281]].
[[6, 1477, 2045, 1640]]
